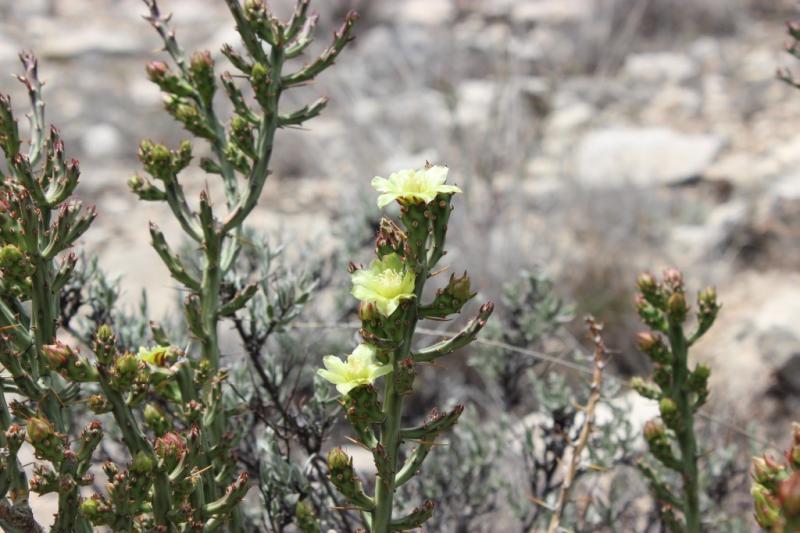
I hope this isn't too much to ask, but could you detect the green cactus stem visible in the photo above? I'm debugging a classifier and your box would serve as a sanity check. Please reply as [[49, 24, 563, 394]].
[[133, 5, 357, 526], [632, 269, 719, 532], [0, 52, 95, 533]]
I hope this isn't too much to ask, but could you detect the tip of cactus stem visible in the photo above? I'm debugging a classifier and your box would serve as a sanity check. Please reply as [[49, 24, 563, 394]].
[[26, 416, 54, 444], [662, 267, 683, 287], [42, 341, 74, 369], [146, 60, 169, 81], [637, 272, 657, 292], [779, 472, 800, 518], [80, 497, 100, 519], [131, 451, 155, 473], [666, 291, 688, 323], [327, 447, 351, 471], [636, 331, 657, 352], [643, 419, 666, 442]]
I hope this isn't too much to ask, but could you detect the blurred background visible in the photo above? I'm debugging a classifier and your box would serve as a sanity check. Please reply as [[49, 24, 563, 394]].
[[2, 0, 800, 529]]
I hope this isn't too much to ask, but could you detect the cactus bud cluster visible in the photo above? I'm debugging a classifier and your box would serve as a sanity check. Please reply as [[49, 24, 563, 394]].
[[420, 272, 476, 319], [751, 424, 800, 531], [0, 243, 33, 296]]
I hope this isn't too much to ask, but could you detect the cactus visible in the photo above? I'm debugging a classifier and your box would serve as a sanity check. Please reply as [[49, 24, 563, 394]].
[[129, 0, 356, 529], [0, 52, 96, 533], [318, 164, 494, 532], [631, 269, 719, 532], [0, 50, 243, 531]]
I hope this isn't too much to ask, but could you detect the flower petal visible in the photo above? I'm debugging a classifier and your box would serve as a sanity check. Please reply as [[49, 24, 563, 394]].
[[371, 364, 393, 379], [426, 165, 449, 186], [318, 368, 347, 385], [377, 193, 397, 208], [322, 355, 347, 373], [352, 282, 381, 303], [379, 297, 400, 317], [371, 176, 391, 192], [337, 382, 357, 395], [438, 184, 461, 195], [379, 253, 404, 272], [351, 344, 377, 361], [418, 190, 438, 204]]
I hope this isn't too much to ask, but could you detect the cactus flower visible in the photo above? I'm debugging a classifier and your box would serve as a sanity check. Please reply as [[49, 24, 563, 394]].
[[351, 253, 415, 317], [317, 344, 392, 396], [371, 165, 460, 208]]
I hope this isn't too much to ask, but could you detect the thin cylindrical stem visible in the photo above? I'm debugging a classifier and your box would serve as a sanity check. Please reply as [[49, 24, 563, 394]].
[[668, 323, 700, 532]]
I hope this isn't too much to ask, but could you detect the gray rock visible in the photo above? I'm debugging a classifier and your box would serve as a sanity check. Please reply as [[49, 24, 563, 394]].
[[456, 80, 496, 127], [0, 34, 18, 64], [547, 100, 593, 133], [395, 0, 455, 26], [81, 123, 123, 160], [770, 172, 800, 202], [624, 52, 698, 83], [511, 0, 592, 26], [759, 327, 800, 395], [667, 200, 749, 263], [643, 86, 702, 121], [755, 172, 800, 243], [695, 273, 800, 420], [40, 25, 146, 59], [575, 127, 724, 187]]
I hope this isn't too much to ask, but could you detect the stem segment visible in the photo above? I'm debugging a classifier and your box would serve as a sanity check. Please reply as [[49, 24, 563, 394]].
[[372, 244, 427, 532], [668, 323, 700, 532]]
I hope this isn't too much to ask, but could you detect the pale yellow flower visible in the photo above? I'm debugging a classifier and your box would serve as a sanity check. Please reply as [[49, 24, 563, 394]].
[[317, 344, 392, 395], [351, 253, 415, 317], [371, 165, 461, 208]]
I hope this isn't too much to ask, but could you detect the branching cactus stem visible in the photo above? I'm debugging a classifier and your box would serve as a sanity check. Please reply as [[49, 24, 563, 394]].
[[133, 1, 357, 527], [0, 52, 95, 533], [319, 165, 493, 531], [631, 269, 719, 532]]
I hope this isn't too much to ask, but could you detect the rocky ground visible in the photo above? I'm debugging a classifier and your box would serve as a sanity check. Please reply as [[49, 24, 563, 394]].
[[2, 0, 800, 526]]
